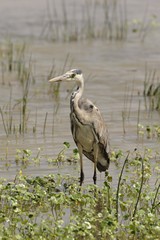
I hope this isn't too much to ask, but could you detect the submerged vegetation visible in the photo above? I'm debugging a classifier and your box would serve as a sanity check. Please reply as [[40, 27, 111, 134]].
[[0, 148, 159, 239]]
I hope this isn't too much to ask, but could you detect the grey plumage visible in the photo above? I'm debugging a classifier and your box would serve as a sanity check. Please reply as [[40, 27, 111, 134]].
[[49, 69, 110, 185]]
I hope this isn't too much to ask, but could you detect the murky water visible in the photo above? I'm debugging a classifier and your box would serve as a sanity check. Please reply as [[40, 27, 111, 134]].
[[0, 0, 159, 186]]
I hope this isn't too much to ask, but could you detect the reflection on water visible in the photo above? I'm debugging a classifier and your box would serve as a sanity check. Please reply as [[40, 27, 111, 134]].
[[0, 0, 159, 186]]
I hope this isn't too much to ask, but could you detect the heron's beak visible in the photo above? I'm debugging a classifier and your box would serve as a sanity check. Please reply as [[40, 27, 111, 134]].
[[49, 74, 67, 82]]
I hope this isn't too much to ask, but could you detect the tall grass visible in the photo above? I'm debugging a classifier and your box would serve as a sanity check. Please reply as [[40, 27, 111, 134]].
[[41, 0, 158, 42], [0, 41, 76, 136], [20, 71, 32, 133], [0, 76, 32, 135], [41, 0, 128, 42], [0, 88, 13, 136], [122, 80, 135, 134], [143, 65, 160, 111], [0, 41, 34, 135]]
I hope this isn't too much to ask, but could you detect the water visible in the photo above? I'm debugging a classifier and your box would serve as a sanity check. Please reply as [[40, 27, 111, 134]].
[[0, 0, 159, 186]]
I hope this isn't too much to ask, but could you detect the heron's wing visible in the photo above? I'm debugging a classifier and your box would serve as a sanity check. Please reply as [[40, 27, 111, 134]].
[[78, 98, 109, 148]]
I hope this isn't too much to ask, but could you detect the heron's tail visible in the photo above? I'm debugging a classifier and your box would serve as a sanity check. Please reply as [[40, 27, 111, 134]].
[[97, 147, 110, 172], [83, 147, 110, 172]]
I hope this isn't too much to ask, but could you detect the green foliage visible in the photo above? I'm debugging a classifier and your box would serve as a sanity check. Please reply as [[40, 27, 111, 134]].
[[47, 142, 78, 165], [14, 148, 41, 169], [138, 123, 160, 139], [0, 149, 159, 239]]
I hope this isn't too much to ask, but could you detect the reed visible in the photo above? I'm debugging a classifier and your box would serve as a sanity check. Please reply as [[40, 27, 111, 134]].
[[0, 62, 32, 135], [7, 40, 14, 72], [116, 151, 130, 221], [151, 183, 160, 213], [33, 108, 38, 134], [122, 79, 135, 134], [49, 53, 73, 100], [41, 0, 128, 42], [41, 0, 158, 42], [132, 154, 144, 219], [21, 72, 31, 133], [0, 107, 8, 136], [137, 100, 141, 136], [0, 88, 13, 136], [1, 61, 5, 84], [122, 111, 126, 135], [143, 65, 160, 111], [43, 112, 48, 135]]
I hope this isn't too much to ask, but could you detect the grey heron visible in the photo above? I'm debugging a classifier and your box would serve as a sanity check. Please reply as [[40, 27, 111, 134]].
[[49, 69, 110, 185]]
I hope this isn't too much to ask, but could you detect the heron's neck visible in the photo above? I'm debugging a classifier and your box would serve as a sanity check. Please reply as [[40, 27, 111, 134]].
[[76, 78, 84, 97], [76, 77, 84, 100], [71, 78, 84, 112]]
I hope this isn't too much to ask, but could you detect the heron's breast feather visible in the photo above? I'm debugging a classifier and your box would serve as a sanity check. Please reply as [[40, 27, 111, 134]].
[[75, 123, 95, 152]]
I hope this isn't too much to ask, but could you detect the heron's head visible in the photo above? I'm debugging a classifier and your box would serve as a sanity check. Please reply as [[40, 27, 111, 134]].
[[49, 69, 83, 83]]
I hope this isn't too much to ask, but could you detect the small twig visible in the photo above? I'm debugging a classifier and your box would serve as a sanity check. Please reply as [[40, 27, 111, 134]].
[[0, 107, 8, 136], [116, 151, 130, 221], [132, 156, 144, 219], [151, 183, 160, 212], [43, 112, 48, 135], [137, 100, 141, 136]]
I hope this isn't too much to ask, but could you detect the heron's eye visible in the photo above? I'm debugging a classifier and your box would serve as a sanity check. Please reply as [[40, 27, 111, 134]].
[[70, 73, 76, 78]]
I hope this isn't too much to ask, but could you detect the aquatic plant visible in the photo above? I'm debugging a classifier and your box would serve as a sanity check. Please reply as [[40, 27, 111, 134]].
[[41, 0, 128, 42], [40, 0, 159, 43], [15, 148, 41, 168], [137, 123, 160, 140], [131, 14, 160, 42], [0, 148, 159, 239], [47, 142, 72, 165], [0, 75, 32, 135], [143, 65, 160, 111], [122, 80, 135, 134], [0, 88, 14, 136], [0, 41, 37, 135], [0, 40, 27, 80]]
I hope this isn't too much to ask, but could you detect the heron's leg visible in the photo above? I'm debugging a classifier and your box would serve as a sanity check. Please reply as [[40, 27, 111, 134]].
[[77, 144, 84, 186], [93, 144, 98, 184]]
